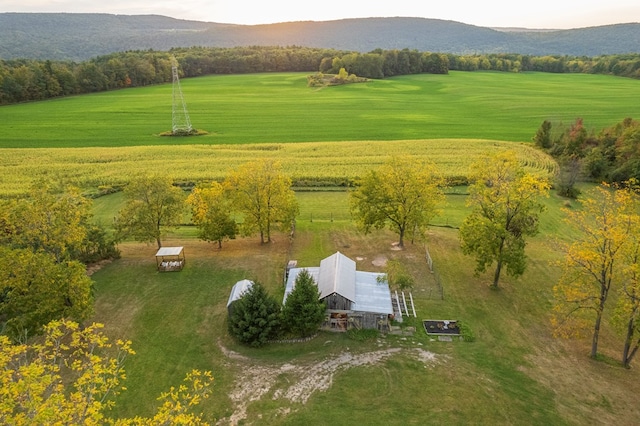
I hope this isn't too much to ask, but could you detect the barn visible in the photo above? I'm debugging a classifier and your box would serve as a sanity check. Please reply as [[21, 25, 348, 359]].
[[284, 252, 393, 332]]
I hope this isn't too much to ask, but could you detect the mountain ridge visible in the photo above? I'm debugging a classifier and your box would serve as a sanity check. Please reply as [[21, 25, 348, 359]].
[[1, 13, 638, 61]]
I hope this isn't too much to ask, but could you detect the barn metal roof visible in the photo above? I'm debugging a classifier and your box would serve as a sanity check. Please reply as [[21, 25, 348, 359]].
[[284, 252, 392, 315], [353, 271, 393, 314], [318, 252, 356, 302]]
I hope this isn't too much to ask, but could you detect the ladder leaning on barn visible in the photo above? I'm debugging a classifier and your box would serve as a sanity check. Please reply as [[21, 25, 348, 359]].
[[391, 290, 416, 320]]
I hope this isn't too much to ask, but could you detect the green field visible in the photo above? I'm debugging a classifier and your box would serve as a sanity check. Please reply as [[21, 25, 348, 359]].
[[5, 71, 640, 424], [1, 71, 640, 148]]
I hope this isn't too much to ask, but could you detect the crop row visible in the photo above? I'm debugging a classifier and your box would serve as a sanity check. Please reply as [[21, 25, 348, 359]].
[[0, 139, 556, 197]]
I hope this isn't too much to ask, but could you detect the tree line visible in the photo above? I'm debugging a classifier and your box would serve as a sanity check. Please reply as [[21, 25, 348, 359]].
[[533, 117, 640, 197], [2, 45, 640, 104]]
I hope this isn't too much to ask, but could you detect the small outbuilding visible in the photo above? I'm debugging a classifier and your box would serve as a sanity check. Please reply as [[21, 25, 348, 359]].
[[227, 279, 254, 316], [155, 246, 185, 272]]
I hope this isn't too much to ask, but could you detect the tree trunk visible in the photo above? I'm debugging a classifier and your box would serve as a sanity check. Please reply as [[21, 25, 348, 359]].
[[492, 259, 503, 288], [625, 339, 640, 368], [156, 237, 162, 249], [591, 311, 603, 359], [398, 227, 405, 249], [592, 275, 609, 359], [622, 304, 640, 367], [622, 317, 634, 367], [492, 238, 506, 288]]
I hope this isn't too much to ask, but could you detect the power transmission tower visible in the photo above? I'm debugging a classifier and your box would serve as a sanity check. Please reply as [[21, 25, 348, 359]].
[[171, 58, 193, 135]]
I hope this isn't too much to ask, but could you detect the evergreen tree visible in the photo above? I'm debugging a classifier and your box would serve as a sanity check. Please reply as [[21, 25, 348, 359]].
[[282, 269, 326, 337], [533, 120, 552, 149], [228, 282, 281, 347]]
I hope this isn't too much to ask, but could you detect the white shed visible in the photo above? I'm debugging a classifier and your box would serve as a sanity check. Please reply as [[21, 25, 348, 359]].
[[227, 279, 254, 315]]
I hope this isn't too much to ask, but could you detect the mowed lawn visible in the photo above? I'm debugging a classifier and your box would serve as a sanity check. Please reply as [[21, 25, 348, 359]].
[[91, 189, 640, 425], [1, 71, 640, 148]]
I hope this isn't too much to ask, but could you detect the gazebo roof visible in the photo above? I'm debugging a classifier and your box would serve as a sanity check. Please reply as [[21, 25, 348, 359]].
[[155, 246, 184, 257]]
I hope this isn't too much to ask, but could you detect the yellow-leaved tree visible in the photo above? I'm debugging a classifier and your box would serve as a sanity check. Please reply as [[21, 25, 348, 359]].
[[552, 183, 638, 360], [612, 207, 640, 367], [115, 176, 185, 249], [224, 159, 298, 244], [186, 181, 237, 249], [0, 247, 94, 341], [2, 181, 91, 263], [459, 150, 550, 288], [0, 319, 213, 425]]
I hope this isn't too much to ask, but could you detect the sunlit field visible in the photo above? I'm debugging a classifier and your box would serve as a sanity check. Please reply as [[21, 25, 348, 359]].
[[1, 71, 639, 148]]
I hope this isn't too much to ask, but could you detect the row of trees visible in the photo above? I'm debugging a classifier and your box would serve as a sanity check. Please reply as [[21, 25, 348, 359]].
[[228, 270, 325, 347], [2, 45, 639, 104], [115, 159, 298, 248], [349, 153, 551, 290], [320, 49, 449, 79], [533, 117, 640, 195], [0, 46, 343, 104]]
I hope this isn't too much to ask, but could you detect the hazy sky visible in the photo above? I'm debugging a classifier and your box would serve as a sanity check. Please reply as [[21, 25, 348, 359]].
[[2, 0, 639, 29]]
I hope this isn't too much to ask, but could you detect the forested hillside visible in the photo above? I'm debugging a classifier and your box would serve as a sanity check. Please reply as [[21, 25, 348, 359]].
[[2, 45, 640, 105], [1, 14, 639, 61]]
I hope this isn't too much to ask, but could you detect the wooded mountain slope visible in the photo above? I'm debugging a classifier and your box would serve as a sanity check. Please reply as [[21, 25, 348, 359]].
[[1, 13, 638, 60]]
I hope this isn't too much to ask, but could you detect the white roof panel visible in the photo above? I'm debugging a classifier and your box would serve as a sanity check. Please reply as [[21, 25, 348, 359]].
[[353, 272, 394, 315], [318, 252, 356, 302], [155, 246, 184, 256], [283, 268, 320, 304], [227, 279, 254, 307]]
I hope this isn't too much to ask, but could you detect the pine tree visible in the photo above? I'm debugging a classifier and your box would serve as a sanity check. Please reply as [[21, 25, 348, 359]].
[[228, 282, 281, 347], [282, 269, 326, 337]]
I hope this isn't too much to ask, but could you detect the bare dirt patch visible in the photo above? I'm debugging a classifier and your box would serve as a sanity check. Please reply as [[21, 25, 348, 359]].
[[372, 255, 388, 267], [218, 344, 442, 425], [86, 258, 114, 276]]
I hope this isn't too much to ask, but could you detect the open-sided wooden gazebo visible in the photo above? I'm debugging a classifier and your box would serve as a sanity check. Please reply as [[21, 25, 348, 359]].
[[155, 246, 185, 272]]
